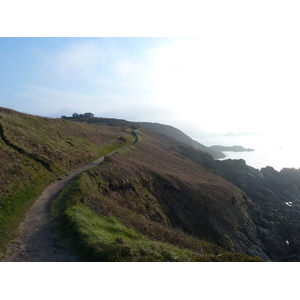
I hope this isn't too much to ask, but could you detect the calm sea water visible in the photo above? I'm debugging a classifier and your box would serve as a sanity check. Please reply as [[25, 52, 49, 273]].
[[194, 133, 300, 171]]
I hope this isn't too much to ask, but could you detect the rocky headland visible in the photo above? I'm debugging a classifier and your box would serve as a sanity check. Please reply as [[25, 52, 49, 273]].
[[203, 158, 300, 261]]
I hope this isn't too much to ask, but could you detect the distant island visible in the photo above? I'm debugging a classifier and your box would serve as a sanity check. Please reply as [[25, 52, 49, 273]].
[[209, 145, 254, 152]]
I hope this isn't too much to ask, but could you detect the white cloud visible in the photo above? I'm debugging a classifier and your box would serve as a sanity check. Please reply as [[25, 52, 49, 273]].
[[54, 42, 105, 78], [17, 29, 300, 135], [93, 59, 154, 91], [17, 84, 159, 121], [18, 84, 107, 115]]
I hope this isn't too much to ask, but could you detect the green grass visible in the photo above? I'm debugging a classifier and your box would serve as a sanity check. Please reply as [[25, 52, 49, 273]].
[[0, 171, 55, 255], [51, 147, 263, 262], [0, 107, 133, 174], [0, 107, 134, 256], [57, 204, 262, 262]]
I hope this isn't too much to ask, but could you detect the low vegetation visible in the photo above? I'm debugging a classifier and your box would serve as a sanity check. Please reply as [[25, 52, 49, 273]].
[[0, 107, 133, 254], [1, 107, 263, 261], [52, 126, 262, 261], [55, 204, 260, 262]]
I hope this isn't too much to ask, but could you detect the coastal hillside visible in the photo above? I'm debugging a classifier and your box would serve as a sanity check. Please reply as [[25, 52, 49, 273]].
[[52, 126, 263, 261], [62, 116, 225, 159], [137, 122, 225, 158], [0, 107, 261, 261], [0, 107, 133, 254], [1, 107, 300, 261]]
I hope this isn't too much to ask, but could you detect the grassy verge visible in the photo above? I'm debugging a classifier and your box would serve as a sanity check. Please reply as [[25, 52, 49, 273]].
[[0, 171, 55, 256], [55, 202, 262, 262], [63, 204, 203, 262], [97, 133, 134, 157]]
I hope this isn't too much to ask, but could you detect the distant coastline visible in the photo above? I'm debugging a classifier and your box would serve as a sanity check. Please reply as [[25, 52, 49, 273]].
[[196, 133, 300, 171], [209, 145, 254, 152]]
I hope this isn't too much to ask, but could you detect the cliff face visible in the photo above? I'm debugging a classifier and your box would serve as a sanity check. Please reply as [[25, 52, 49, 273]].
[[139, 120, 300, 261], [203, 158, 300, 261], [136, 121, 300, 261]]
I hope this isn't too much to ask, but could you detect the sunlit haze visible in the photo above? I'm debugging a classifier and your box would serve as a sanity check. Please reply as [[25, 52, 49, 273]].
[[1, 2, 300, 139]]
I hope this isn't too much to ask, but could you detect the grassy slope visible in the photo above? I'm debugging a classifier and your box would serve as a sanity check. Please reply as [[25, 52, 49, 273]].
[[53, 126, 262, 261], [65, 117, 224, 158], [0, 107, 133, 254], [138, 122, 225, 158]]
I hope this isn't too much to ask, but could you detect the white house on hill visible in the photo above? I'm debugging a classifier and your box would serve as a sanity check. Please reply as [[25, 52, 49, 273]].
[[72, 112, 94, 118]]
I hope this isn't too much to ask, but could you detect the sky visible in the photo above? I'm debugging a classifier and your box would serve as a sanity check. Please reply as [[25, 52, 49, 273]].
[[1, 1, 300, 138]]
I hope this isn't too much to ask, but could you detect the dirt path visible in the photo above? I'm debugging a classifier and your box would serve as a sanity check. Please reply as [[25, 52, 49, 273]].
[[2, 136, 137, 262]]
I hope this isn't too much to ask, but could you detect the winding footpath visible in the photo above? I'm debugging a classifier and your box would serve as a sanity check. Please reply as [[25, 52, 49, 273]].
[[2, 135, 137, 262]]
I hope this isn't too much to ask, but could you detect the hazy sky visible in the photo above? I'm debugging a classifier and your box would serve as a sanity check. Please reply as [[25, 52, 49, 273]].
[[1, 2, 300, 137]]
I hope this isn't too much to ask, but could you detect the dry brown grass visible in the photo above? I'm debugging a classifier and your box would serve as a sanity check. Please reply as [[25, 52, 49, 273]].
[[0, 107, 261, 261], [64, 126, 254, 257], [0, 107, 131, 173], [0, 107, 132, 253]]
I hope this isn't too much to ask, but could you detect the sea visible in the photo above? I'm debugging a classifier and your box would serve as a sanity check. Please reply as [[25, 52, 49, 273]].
[[193, 133, 300, 172]]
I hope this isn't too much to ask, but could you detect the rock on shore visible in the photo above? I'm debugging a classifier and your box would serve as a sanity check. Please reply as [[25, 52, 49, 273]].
[[203, 158, 300, 261]]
